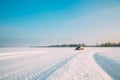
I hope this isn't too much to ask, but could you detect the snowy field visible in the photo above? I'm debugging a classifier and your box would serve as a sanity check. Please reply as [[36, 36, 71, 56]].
[[0, 47, 120, 80]]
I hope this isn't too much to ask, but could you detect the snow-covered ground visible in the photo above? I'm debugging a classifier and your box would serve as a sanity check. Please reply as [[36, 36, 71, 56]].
[[0, 48, 75, 80], [93, 48, 120, 80], [0, 47, 120, 80], [47, 48, 112, 80]]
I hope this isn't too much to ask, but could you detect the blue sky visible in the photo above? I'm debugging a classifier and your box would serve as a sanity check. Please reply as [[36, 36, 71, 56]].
[[0, 0, 120, 46]]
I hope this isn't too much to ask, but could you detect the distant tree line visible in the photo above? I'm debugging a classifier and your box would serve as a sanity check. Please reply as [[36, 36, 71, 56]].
[[48, 44, 86, 47], [48, 42, 120, 47], [96, 42, 120, 47], [29, 42, 120, 48]]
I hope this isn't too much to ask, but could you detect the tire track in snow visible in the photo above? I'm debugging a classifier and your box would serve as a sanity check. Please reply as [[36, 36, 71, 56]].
[[34, 53, 78, 80], [0, 53, 77, 80], [0, 48, 79, 80]]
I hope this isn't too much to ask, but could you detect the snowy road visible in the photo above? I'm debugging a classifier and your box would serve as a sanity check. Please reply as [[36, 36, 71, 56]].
[[48, 48, 112, 80], [0, 47, 120, 80]]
